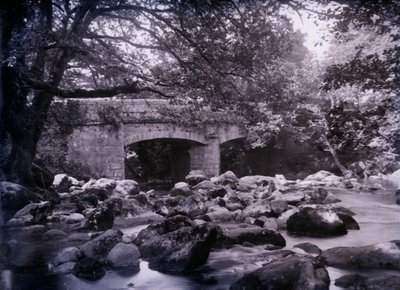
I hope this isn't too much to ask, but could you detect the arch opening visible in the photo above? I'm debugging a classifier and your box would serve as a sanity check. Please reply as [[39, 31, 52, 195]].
[[124, 138, 202, 188]]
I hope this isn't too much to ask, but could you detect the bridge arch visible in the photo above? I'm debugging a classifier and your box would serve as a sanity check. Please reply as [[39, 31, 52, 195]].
[[123, 123, 208, 146]]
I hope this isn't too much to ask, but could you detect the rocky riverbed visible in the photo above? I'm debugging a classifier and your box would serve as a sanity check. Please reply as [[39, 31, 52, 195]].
[[0, 170, 399, 290]]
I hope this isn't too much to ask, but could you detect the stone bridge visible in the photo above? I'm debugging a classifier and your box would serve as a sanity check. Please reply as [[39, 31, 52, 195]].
[[56, 98, 246, 180]]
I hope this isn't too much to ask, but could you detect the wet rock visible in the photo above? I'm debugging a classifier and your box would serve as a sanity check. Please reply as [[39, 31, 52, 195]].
[[287, 206, 347, 236], [279, 191, 305, 206], [6, 201, 52, 227], [170, 182, 192, 196], [66, 213, 85, 224], [43, 229, 67, 240], [215, 224, 285, 249], [205, 206, 235, 222], [80, 229, 123, 261], [81, 199, 118, 231], [155, 195, 207, 218], [254, 216, 278, 231], [135, 215, 218, 273], [321, 241, 400, 270], [214, 171, 239, 189], [270, 199, 288, 216], [335, 273, 400, 290], [304, 170, 337, 182], [113, 179, 140, 196], [185, 170, 208, 186], [53, 261, 76, 274], [276, 208, 298, 230], [82, 187, 109, 201], [83, 178, 116, 193], [107, 243, 140, 270], [53, 174, 80, 193], [230, 254, 330, 290], [240, 175, 273, 187], [236, 181, 255, 192], [194, 180, 227, 198], [0, 182, 41, 221], [241, 200, 272, 219], [337, 212, 360, 230], [306, 188, 329, 203], [294, 243, 322, 255], [73, 257, 106, 280], [54, 247, 82, 266]]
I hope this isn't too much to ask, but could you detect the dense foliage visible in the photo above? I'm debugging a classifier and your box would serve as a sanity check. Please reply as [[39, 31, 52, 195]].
[[0, 0, 398, 184]]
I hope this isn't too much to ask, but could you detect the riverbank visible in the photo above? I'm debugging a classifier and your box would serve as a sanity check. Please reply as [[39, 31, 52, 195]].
[[1, 170, 399, 290]]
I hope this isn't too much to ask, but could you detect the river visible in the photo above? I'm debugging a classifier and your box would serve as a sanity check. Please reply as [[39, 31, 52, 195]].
[[3, 187, 400, 290]]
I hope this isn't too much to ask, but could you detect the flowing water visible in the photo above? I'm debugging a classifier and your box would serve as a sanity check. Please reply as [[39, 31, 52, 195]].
[[3, 188, 400, 290]]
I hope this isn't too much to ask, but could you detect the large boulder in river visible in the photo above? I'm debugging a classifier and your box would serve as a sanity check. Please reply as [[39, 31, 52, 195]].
[[185, 170, 208, 186], [0, 181, 41, 221], [82, 178, 117, 193], [335, 273, 400, 290], [134, 215, 218, 273], [170, 182, 192, 196], [212, 171, 239, 189], [53, 174, 80, 192], [194, 180, 227, 199], [154, 195, 207, 218], [321, 241, 400, 270], [107, 243, 140, 271], [230, 253, 330, 290], [73, 257, 106, 280], [6, 201, 53, 227], [113, 179, 140, 196], [54, 247, 82, 266], [81, 199, 120, 231], [215, 223, 285, 249], [80, 229, 123, 261], [287, 205, 347, 236]]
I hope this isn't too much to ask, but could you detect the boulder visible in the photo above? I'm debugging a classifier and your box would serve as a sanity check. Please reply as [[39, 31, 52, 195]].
[[214, 171, 239, 188], [53, 262, 76, 275], [43, 229, 67, 240], [337, 212, 360, 230], [270, 199, 288, 216], [81, 199, 118, 231], [113, 179, 140, 196], [53, 247, 81, 266], [194, 180, 227, 198], [0, 182, 41, 221], [236, 181, 255, 192], [80, 229, 123, 261], [276, 208, 298, 230], [293, 243, 322, 255], [254, 216, 278, 231], [241, 200, 272, 219], [215, 224, 285, 248], [287, 206, 347, 236], [66, 213, 85, 224], [83, 178, 116, 193], [205, 206, 235, 222], [73, 257, 106, 280], [185, 170, 208, 186], [6, 201, 53, 227], [240, 175, 274, 187], [389, 168, 400, 187], [321, 241, 400, 270], [107, 243, 140, 270], [170, 182, 192, 196], [335, 274, 400, 290], [53, 174, 80, 192], [304, 170, 336, 182], [134, 215, 218, 273], [230, 253, 330, 290], [154, 195, 207, 218], [279, 191, 306, 206]]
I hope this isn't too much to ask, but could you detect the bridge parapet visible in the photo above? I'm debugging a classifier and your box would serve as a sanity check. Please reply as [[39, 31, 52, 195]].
[[45, 98, 246, 179]]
